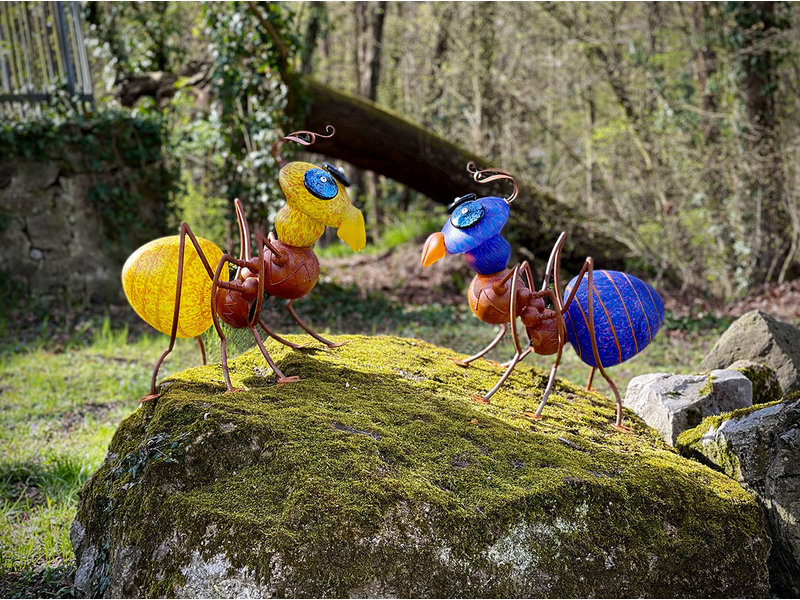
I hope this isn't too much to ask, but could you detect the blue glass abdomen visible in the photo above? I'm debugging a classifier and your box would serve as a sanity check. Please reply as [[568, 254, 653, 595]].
[[562, 270, 664, 368]]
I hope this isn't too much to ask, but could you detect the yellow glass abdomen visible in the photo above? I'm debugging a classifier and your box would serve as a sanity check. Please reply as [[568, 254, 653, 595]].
[[121, 236, 228, 338]]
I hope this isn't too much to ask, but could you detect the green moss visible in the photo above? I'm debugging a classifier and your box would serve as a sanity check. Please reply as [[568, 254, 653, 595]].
[[731, 363, 783, 405], [75, 335, 770, 597], [676, 399, 785, 455], [675, 393, 799, 482], [699, 373, 715, 398], [676, 434, 742, 481]]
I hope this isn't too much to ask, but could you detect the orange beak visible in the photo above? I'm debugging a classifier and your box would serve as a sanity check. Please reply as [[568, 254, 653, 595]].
[[421, 232, 447, 267]]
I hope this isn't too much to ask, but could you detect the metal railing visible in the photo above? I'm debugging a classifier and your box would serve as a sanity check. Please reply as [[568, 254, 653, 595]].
[[0, 1, 93, 117]]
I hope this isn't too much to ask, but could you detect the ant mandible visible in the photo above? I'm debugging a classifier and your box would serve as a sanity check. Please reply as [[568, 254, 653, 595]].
[[122, 126, 365, 401], [421, 163, 664, 431]]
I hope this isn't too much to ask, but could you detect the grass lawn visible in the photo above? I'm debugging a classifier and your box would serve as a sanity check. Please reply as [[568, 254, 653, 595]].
[[0, 285, 725, 597], [0, 322, 201, 597]]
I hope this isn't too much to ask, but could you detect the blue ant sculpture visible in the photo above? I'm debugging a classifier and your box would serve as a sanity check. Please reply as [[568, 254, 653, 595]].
[[422, 163, 664, 430]]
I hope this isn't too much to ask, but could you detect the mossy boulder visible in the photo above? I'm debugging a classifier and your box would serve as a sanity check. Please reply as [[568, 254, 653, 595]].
[[72, 335, 770, 598], [676, 393, 800, 597], [623, 370, 752, 445]]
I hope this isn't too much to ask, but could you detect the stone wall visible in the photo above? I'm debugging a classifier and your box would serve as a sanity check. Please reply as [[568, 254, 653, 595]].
[[0, 117, 173, 306]]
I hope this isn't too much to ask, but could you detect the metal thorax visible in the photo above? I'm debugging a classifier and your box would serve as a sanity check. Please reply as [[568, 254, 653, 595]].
[[421, 163, 664, 431], [122, 126, 366, 402]]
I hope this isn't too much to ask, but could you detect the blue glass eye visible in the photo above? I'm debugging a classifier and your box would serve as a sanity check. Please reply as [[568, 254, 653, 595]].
[[450, 200, 485, 229], [303, 168, 339, 200]]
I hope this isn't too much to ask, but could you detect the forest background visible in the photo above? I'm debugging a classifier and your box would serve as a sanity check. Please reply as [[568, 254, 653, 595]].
[[3, 2, 800, 595], [83, 0, 800, 297]]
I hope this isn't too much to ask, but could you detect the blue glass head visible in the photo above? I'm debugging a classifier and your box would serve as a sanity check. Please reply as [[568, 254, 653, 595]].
[[441, 195, 509, 254], [422, 194, 512, 275]]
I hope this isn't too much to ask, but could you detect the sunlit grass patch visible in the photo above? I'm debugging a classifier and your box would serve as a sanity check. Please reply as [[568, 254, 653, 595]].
[[0, 328, 200, 595]]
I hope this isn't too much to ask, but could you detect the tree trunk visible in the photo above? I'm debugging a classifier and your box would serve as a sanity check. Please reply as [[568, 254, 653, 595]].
[[422, 3, 453, 127], [353, 1, 387, 243], [301, 3, 325, 77], [113, 71, 627, 269], [584, 86, 596, 211], [691, 2, 719, 144], [366, 2, 386, 102], [733, 1, 787, 282]]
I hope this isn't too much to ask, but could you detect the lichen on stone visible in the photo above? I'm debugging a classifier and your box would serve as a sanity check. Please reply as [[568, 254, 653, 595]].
[[728, 361, 783, 405], [73, 335, 771, 598], [675, 391, 800, 596], [676, 391, 799, 470], [698, 373, 715, 398], [675, 399, 785, 458]]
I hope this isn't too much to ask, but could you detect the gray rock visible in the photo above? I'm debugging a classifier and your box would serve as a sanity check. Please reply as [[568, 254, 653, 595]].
[[701, 310, 800, 394], [727, 359, 783, 405], [6, 160, 60, 193], [178, 552, 277, 599], [676, 395, 800, 598], [624, 370, 753, 445], [70, 520, 104, 597]]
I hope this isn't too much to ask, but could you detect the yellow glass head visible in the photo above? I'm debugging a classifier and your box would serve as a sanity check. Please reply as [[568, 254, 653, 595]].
[[278, 161, 366, 251]]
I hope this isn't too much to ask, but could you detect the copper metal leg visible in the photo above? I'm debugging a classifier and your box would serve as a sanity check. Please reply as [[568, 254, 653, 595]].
[[144, 345, 175, 402], [585, 367, 596, 391], [219, 336, 236, 391], [196, 336, 207, 365], [583, 259, 628, 431], [258, 318, 306, 350], [452, 324, 507, 367], [474, 351, 522, 404], [529, 361, 560, 420], [516, 260, 569, 422], [501, 346, 530, 368], [531, 312, 566, 419], [248, 232, 268, 328], [210, 254, 242, 393], [234, 199, 251, 279], [541, 232, 567, 294], [142, 223, 216, 402], [251, 326, 299, 384], [475, 266, 524, 404], [602, 375, 626, 431], [286, 299, 347, 348]]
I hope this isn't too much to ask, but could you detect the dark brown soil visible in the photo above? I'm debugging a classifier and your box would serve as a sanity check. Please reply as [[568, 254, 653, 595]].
[[320, 241, 472, 306]]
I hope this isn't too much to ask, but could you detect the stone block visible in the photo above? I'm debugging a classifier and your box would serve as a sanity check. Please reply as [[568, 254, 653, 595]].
[[624, 370, 752, 444]]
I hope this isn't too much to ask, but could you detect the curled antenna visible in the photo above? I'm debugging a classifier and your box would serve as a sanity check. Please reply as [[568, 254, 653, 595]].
[[272, 125, 335, 167], [466, 161, 519, 204]]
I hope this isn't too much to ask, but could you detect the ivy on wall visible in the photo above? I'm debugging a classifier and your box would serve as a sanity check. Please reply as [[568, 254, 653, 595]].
[[0, 111, 181, 245]]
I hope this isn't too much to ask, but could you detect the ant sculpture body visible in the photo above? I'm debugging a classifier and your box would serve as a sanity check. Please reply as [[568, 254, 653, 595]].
[[122, 126, 365, 401], [421, 163, 664, 430]]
